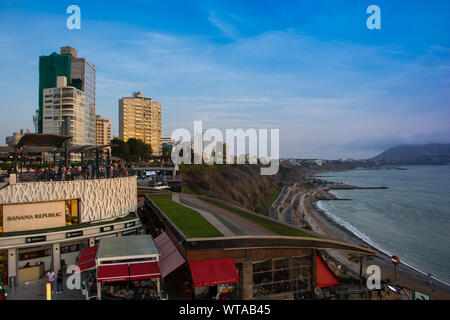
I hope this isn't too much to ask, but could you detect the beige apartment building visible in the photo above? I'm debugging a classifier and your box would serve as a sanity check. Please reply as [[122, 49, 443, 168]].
[[119, 92, 162, 155], [96, 115, 111, 146]]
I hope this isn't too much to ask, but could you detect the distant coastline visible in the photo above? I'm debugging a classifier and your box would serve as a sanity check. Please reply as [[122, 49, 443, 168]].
[[306, 167, 450, 298]]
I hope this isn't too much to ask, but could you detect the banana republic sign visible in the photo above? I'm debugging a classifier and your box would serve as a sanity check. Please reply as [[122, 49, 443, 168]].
[[3, 201, 66, 233]]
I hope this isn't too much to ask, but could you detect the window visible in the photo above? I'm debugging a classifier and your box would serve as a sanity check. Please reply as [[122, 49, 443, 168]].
[[0, 250, 7, 282], [61, 244, 80, 254], [253, 256, 312, 298], [0, 205, 3, 233], [65, 200, 79, 225], [19, 248, 51, 261]]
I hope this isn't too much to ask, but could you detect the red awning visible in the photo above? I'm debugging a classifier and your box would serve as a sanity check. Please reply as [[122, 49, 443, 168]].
[[76, 245, 98, 272], [98, 264, 129, 283], [316, 255, 340, 288], [129, 261, 161, 280], [154, 232, 186, 279], [189, 258, 240, 287]]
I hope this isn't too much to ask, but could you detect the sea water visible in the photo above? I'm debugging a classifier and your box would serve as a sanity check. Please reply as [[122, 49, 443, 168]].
[[316, 165, 450, 285]]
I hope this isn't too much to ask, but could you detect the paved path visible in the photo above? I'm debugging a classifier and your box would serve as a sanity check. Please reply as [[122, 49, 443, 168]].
[[6, 274, 85, 300], [177, 194, 275, 236], [172, 193, 235, 237]]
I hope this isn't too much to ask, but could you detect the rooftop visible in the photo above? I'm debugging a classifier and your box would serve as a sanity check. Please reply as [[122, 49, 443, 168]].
[[97, 235, 160, 261], [148, 194, 223, 238]]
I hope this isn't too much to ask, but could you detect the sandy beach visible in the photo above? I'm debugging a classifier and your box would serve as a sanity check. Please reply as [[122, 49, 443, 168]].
[[303, 194, 450, 300]]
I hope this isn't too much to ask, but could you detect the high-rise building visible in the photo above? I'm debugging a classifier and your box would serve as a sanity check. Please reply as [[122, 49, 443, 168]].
[[161, 136, 173, 154], [38, 46, 96, 145], [38, 52, 72, 133], [5, 129, 30, 146], [119, 92, 162, 155], [96, 115, 111, 146], [42, 76, 86, 146]]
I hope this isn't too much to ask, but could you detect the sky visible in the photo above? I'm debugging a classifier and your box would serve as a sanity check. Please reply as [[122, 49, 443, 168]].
[[0, 0, 449, 159]]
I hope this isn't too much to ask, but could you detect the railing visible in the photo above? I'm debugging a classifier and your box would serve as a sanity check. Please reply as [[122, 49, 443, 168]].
[[9, 167, 131, 183]]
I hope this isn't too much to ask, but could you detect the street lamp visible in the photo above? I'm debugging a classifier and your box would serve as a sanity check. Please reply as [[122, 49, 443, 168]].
[[386, 283, 412, 300], [391, 255, 400, 285]]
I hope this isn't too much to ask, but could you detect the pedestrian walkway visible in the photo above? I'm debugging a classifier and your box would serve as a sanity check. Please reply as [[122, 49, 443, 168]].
[[172, 193, 235, 236], [177, 194, 275, 236]]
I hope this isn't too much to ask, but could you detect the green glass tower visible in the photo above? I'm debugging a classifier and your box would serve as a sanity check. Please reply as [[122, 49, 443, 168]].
[[38, 52, 72, 133]]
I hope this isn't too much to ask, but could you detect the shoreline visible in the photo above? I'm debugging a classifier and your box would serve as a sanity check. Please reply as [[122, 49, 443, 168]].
[[304, 190, 450, 299], [315, 200, 450, 287]]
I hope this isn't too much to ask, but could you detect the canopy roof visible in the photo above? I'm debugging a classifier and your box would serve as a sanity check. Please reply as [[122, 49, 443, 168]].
[[16, 133, 72, 149], [97, 261, 161, 283], [189, 258, 240, 287], [97, 235, 160, 262], [316, 255, 340, 288], [76, 245, 99, 272], [154, 232, 186, 279], [0, 146, 15, 154], [55, 144, 111, 154]]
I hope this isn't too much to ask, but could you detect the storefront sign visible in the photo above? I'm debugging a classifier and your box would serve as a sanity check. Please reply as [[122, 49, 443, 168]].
[[3, 201, 66, 233], [25, 236, 47, 243], [66, 231, 83, 238], [125, 222, 135, 228], [100, 225, 114, 233]]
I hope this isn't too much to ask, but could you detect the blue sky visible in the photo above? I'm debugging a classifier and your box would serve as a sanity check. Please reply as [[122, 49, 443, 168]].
[[0, 0, 449, 159]]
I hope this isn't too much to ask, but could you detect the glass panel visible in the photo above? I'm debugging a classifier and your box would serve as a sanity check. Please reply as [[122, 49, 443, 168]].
[[253, 260, 272, 273], [0, 205, 3, 233], [253, 271, 272, 285], [293, 256, 311, 268], [0, 250, 7, 284], [254, 284, 272, 297], [65, 200, 79, 225], [273, 269, 290, 282], [274, 258, 289, 270], [272, 281, 291, 294]]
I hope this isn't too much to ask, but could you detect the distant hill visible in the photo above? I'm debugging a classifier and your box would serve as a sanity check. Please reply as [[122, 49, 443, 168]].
[[371, 143, 450, 164]]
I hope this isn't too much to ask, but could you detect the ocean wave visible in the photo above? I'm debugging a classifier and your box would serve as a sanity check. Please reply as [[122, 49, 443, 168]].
[[316, 201, 450, 287]]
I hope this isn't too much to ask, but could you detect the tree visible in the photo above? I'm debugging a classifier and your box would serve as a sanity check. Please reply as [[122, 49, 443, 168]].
[[126, 138, 152, 164], [111, 137, 129, 162]]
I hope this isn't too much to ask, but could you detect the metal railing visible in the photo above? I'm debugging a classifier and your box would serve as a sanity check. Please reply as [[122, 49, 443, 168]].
[[8, 167, 131, 183]]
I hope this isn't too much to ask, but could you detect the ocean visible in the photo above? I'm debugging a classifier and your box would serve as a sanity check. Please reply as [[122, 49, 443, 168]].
[[315, 165, 450, 285]]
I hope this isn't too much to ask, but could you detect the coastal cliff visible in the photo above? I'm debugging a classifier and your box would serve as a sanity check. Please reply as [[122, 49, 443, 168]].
[[371, 143, 450, 164], [179, 161, 366, 215]]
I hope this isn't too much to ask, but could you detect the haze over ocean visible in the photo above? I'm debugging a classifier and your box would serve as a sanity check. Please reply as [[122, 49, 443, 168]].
[[316, 165, 450, 284]]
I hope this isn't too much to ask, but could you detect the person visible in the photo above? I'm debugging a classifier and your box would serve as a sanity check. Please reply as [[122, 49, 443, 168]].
[[428, 273, 435, 292], [0, 279, 7, 300], [47, 269, 56, 293], [56, 270, 64, 294]]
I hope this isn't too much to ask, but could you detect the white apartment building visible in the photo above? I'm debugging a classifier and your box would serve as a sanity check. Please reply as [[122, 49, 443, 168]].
[[42, 76, 86, 146]]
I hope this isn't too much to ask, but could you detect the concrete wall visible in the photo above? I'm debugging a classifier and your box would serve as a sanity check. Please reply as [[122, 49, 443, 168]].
[[0, 176, 137, 223]]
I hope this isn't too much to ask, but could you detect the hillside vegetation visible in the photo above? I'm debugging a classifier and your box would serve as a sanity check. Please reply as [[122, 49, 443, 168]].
[[180, 161, 364, 216], [371, 143, 450, 164]]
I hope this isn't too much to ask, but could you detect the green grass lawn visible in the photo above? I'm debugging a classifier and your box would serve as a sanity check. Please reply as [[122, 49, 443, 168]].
[[198, 196, 317, 238], [149, 194, 223, 238]]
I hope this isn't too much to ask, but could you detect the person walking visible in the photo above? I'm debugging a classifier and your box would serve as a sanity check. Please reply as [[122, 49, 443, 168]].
[[56, 270, 64, 294], [428, 273, 435, 292], [47, 269, 56, 294]]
